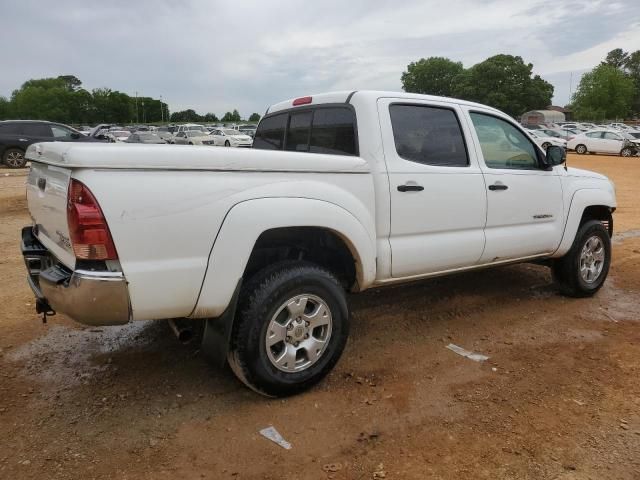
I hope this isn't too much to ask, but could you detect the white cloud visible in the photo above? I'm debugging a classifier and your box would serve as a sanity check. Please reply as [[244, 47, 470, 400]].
[[1, 0, 638, 116]]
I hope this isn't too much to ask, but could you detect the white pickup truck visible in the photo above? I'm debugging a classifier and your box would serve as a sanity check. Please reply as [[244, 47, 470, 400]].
[[22, 91, 616, 396]]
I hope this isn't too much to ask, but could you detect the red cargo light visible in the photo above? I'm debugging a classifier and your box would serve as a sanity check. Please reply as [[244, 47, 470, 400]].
[[293, 96, 312, 106], [67, 179, 118, 260]]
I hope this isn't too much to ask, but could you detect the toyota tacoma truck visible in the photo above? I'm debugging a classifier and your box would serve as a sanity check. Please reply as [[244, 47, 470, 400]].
[[21, 91, 616, 396]]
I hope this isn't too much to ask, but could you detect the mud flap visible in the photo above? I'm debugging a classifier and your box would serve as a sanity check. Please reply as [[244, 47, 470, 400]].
[[200, 279, 242, 367]]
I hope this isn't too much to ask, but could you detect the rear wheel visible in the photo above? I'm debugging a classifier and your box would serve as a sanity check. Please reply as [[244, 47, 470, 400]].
[[227, 261, 349, 397], [225, 140, 230, 147], [552, 220, 611, 297], [3, 148, 26, 168], [575, 144, 587, 154]]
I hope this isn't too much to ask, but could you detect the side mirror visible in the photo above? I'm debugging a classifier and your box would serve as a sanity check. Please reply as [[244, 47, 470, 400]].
[[545, 145, 566, 167], [70, 132, 80, 139]]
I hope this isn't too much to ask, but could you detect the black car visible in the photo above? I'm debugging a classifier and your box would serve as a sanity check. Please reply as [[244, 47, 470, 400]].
[[0, 120, 100, 168]]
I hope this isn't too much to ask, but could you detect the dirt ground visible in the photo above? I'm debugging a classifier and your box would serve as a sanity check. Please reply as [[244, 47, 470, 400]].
[[1, 154, 639, 479]]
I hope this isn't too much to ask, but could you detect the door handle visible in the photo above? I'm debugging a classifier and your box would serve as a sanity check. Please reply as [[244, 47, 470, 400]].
[[397, 184, 424, 192], [488, 183, 508, 191]]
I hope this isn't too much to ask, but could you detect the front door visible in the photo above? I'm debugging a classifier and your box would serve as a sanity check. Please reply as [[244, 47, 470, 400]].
[[464, 108, 564, 263], [378, 98, 488, 278]]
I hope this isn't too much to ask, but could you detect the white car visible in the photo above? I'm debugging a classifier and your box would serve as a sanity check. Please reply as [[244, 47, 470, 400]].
[[173, 124, 209, 136], [108, 130, 131, 143], [567, 130, 639, 156], [209, 128, 253, 147], [22, 90, 616, 397], [527, 131, 567, 150], [172, 130, 215, 145]]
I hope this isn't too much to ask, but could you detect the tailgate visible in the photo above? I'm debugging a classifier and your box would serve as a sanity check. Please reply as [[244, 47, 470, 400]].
[[26, 162, 76, 269]]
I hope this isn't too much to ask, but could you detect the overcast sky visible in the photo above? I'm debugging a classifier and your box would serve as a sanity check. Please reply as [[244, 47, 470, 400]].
[[2, 0, 639, 117]]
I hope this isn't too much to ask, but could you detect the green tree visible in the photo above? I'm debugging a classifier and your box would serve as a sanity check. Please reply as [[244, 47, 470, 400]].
[[204, 112, 219, 122], [249, 112, 261, 122], [452, 54, 553, 117], [572, 64, 635, 120], [401, 57, 464, 97], [0, 96, 9, 120], [232, 109, 241, 122], [221, 111, 233, 122], [170, 109, 202, 122], [601, 48, 629, 69]]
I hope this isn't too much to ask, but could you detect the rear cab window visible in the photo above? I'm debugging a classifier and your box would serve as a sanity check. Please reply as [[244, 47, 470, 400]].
[[254, 106, 357, 156]]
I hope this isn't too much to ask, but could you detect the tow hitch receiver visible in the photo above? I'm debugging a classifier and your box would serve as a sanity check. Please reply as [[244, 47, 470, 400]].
[[35, 298, 55, 324]]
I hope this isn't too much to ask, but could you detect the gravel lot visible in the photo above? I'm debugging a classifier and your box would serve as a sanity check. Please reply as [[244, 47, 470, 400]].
[[1, 154, 639, 479]]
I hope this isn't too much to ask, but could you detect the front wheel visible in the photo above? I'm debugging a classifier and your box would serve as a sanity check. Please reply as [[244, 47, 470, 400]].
[[552, 220, 611, 297], [227, 261, 349, 397], [224, 140, 230, 147], [621, 147, 633, 157], [3, 148, 26, 168]]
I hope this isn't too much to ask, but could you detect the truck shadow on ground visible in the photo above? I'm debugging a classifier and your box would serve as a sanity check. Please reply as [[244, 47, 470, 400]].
[[8, 262, 554, 402]]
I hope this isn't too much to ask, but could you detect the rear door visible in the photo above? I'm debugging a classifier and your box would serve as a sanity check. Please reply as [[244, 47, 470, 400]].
[[378, 98, 487, 277], [23, 123, 54, 143], [464, 108, 564, 262]]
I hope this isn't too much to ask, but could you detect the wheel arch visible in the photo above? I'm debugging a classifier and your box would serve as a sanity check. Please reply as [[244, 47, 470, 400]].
[[553, 188, 616, 258], [190, 197, 376, 319]]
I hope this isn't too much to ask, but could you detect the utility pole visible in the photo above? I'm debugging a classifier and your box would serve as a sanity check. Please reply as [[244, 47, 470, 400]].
[[142, 99, 145, 124], [160, 95, 164, 123], [135, 91, 139, 124]]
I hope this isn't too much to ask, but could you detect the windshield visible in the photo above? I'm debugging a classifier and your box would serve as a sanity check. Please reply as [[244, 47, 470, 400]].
[[186, 130, 205, 136], [619, 132, 636, 140], [221, 129, 240, 136], [186, 125, 206, 132]]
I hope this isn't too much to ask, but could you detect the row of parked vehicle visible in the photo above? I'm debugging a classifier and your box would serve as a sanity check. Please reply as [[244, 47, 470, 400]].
[[524, 122, 640, 157], [0, 120, 258, 167]]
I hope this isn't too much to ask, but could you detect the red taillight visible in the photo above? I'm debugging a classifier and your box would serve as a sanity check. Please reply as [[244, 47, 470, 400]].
[[293, 96, 312, 106], [67, 179, 118, 260]]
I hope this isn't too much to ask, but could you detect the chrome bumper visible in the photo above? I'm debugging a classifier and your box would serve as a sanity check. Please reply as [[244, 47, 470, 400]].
[[21, 226, 131, 326]]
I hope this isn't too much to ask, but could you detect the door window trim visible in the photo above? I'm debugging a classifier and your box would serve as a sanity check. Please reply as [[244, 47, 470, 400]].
[[469, 110, 545, 171], [388, 102, 471, 168]]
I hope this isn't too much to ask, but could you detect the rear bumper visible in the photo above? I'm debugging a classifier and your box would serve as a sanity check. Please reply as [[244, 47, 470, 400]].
[[21, 226, 131, 326]]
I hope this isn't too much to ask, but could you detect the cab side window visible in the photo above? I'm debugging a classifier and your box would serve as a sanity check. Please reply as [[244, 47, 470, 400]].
[[389, 104, 468, 167], [470, 112, 539, 170], [603, 132, 621, 140]]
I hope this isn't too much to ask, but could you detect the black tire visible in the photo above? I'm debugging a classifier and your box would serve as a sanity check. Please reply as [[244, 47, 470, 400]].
[[541, 142, 551, 150], [227, 261, 349, 397], [552, 220, 611, 297], [2, 148, 26, 168], [225, 140, 230, 147], [621, 147, 633, 157], [575, 144, 587, 154]]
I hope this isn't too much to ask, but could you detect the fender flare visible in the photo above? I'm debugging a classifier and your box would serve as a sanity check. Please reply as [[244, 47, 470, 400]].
[[552, 188, 616, 258], [190, 197, 377, 319]]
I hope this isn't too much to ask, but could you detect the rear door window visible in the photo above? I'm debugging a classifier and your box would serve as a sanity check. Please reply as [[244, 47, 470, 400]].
[[0, 123, 24, 135], [253, 113, 287, 150], [23, 123, 53, 137], [389, 104, 468, 167]]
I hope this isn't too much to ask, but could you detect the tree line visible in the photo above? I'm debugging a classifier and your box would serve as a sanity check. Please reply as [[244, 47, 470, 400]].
[[401, 49, 639, 121], [0, 75, 261, 125]]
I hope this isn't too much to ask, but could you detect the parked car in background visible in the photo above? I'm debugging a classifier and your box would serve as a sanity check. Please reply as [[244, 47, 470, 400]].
[[172, 130, 214, 145], [559, 123, 587, 131], [238, 125, 258, 138], [108, 130, 131, 143], [125, 132, 167, 144], [156, 126, 174, 142], [174, 124, 208, 135], [210, 128, 253, 147], [567, 130, 640, 156], [0, 120, 100, 168], [527, 131, 567, 150]]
